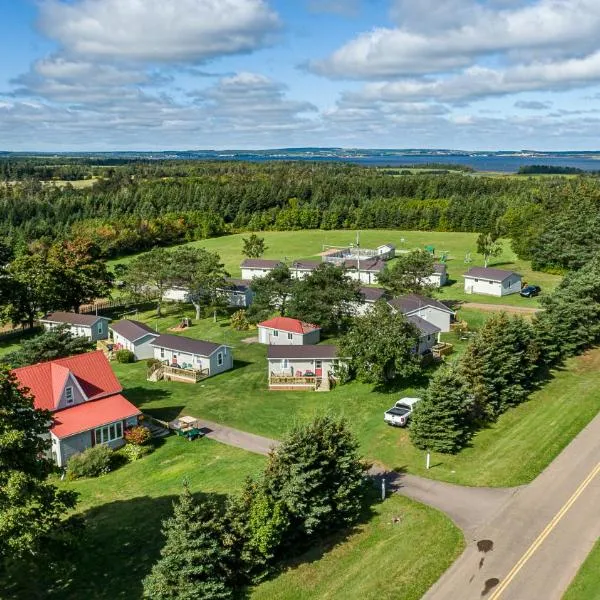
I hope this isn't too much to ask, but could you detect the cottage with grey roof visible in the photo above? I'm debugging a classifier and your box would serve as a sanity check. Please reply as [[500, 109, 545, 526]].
[[463, 267, 522, 297], [240, 259, 284, 280], [150, 334, 233, 383], [110, 320, 159, 360], [406, 315, 441, 355], [388, 294, 455, 332], [40, 311, 111, 341]]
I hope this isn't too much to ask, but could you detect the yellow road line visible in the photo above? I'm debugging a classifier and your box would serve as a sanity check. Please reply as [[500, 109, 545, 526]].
[[489, 460, 600, 600]]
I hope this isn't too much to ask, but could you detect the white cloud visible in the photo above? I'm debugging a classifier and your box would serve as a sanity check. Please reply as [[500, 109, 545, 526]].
[[514, 100, 553, 110], [312, 0, 600, 78], [39, 0, 280, 63]]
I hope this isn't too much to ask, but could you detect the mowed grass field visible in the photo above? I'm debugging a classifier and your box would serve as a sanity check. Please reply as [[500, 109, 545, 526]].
[[563, 540, 600, 600], [106, 229, 563, 307], [110, 303, 600, 487], [3, 435, 463, 600]]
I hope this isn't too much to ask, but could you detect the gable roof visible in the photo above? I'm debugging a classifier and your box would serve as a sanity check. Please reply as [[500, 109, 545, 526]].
[[359, 286, 387, 302], [40, 311, 110, 327], [151, 334, 227, 357], [343, 258, 385, 272], [240, 259, 283, 269], [407, 315, 442, 336], [110, 320, 159, 343], [464, 267, 521, 282], [50, 394, 140, 439], [13, 351, 122, 412], [291, 260, 321, 271], [387, 294, 454, 315], [267, 345, 339, 360], [219, 278, 252, 292], [258, 316, 320, 335]]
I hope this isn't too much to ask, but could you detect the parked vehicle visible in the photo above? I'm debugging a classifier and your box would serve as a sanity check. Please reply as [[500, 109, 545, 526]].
[[384, 397, 422, 427], [520, 285, 541, 298]]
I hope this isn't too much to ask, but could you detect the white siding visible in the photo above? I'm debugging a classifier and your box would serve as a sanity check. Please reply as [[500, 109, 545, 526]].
[[345, 270, 380, 284], [464, 274, 522, 297], [163, 287, 190, 302], [241, 267, 275, 280], [268, 357, 339, 378], [257, 327, 320, 345], [406, 306, 452, 333], [153, 345, 233, 377]]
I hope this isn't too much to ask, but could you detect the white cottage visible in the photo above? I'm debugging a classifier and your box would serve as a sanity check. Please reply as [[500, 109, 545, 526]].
[[217, 279, 255, 308], [151, 334, 233, 378], [463, 267, 522, 297], [407, 315, 441, 355], [110, 320, 159, 360], [388, 294, 455, 333], [290, 260, 320, 279], [342, 257, 385, 284], [40, 311, 111, 341], [258, 316, 321, 345], [267, 345, 344, 391], [240, 259, 283, 280], [352, 286, 387, 315], [425, 263, 449, 288]]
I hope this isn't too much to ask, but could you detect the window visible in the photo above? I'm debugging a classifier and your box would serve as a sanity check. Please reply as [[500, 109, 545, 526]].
[[287, 332, 293, 340], [474, 278, 479, 282], [217, 352, 223, 366], [273, 330, 279, 337], [95, 421, 123, 444], [65, 386, 74, 405], [282, 359, 289, 369], [315, 360, 322, 369], [160, 347, 165, 359]]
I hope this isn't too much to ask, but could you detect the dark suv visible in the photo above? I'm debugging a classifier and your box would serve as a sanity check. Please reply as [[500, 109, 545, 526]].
[[520, 285, 541, 298]]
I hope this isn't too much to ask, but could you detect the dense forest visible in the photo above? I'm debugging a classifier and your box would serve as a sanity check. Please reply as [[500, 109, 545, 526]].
[[1, 158, 599, 272]]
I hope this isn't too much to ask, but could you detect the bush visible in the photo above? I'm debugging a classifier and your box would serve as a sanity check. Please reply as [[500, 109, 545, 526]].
[[124, 425, 152, 446], [66, 445, 113, 480], [231, 310, 250, 331], [120, 443, 153, 463], [146, 358, 162, 369], [115, 349, 135, 363]]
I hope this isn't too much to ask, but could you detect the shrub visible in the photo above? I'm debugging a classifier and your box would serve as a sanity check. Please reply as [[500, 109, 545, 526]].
[[146, 358, 162, 368], [66, 445, 113, 480], [231, 310, 250, 331], [124, 425, 152, 446], [121, 443, 153, 463], [115, 349, 135, 363]]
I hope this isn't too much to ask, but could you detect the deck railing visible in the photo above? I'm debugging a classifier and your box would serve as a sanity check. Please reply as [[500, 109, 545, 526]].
[[269, 375, 319, 386], [147, 363, 209, 383]]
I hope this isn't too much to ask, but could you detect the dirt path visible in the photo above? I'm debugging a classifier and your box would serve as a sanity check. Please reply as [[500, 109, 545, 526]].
[[461, 302, 542, 315]]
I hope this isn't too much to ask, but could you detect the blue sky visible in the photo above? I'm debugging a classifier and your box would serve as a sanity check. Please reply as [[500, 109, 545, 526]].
[[2, 0, 600, 150]]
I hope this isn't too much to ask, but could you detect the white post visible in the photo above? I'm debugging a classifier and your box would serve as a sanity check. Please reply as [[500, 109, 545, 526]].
[[381, 477, 386, 501], [426, 452, 431, 470]]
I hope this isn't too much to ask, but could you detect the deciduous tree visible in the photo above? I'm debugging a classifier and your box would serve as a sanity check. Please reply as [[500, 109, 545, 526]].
[[476, 232, 502, 268], [242, 234, 267, 259], [377, 250, 435, 296], [246, 264, 294, 323]]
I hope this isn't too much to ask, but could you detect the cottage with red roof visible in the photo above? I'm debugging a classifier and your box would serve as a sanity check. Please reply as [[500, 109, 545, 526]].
[[258, 316, 321, 346], [12, 351, 141, 467]]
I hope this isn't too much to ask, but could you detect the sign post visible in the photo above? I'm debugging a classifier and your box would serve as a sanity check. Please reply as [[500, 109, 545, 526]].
[[426, 452, 431, 470]]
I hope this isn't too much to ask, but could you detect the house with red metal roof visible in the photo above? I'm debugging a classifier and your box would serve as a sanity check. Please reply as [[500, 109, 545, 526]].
[[12, 351, 141, 467], [257, 316, 321, 346]]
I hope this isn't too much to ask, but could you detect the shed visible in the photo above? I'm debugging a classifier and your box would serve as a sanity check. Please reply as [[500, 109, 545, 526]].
[[110, 320, 159, 360], [463, 267, 522, 297]]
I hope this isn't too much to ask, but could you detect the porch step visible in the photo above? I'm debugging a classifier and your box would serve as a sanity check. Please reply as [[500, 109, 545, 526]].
[[145, 421, 170, 438]]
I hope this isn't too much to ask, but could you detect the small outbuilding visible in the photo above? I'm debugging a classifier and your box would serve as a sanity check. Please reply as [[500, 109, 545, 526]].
[[352, 286, 387, 315], [258, 316, 321, 345], [425, 263, 449, 288], [463, 267, 522, 297], [407, 315, 441, 355], [110, 320, 159, 360], [290, 260, 321, 279], [40, 311, 111, 341]]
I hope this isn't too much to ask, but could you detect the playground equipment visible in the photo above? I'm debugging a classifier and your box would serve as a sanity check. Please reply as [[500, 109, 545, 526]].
[[464, 252, 473, 264], [425, 245, 435, 255]]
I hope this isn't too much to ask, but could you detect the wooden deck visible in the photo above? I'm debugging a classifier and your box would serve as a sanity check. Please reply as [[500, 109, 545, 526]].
[[147, 364, 209, 384]]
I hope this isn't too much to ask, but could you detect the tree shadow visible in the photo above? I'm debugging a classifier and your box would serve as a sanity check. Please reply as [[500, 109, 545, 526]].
[[143, 405, 187, 422], [122, 385, 172, 406]]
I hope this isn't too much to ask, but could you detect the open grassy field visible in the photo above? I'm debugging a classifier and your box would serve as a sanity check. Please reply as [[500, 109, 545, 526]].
[[251, 495, 464, 600], [110, 303, 600, 487], [2, 436, 463, 600], [563, 540, 600, 600], [106, 229, 562, 307]]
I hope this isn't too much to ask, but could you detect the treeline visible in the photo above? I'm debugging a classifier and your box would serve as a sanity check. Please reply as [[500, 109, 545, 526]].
[[411, 250, 600, 453], [517, 165, 587, 175], [1, 159, 600, 272]]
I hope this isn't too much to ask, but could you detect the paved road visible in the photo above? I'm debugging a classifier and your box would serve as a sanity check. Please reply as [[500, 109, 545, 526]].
[[187, 414, 600, 600], [194, 418, 279, 455], [461, 302, 541, 315], [423, 412, 600, 600]]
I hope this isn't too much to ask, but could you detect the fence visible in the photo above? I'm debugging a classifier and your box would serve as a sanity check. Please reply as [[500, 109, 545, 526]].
[[0, 325, 40, 342]]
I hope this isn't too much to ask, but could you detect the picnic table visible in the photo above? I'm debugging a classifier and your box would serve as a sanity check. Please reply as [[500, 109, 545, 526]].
[[168, 416, 205, 441]]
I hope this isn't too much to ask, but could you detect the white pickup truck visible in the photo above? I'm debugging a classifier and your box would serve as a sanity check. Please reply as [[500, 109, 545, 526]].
[[383, 397, 422, 427]]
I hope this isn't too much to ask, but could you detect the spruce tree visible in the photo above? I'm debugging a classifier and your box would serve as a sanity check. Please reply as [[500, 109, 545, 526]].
[[410, 366, 471, 453], [143, 484, 233, 600]]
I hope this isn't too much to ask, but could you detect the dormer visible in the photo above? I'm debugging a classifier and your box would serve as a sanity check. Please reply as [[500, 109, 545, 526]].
[[52, 365, 88, 411]]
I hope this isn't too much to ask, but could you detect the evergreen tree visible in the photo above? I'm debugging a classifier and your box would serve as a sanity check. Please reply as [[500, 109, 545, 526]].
[[263, 415, 367, 543], [377, 250, 435, 296], [2, 324, 95, 368], [338, 301, 421, 386], [0, 369, 78, 564], [287, 263, 361, 333], [410, 366, 472, 454], [242, 234, 267, 259], [460, 313, 539, 420], [143, 484, 234, 600]]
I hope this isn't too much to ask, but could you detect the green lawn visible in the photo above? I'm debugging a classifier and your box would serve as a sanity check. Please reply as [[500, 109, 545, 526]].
[[251, 495, 464, 600], [112, 304, 600, 487], [2, 436, 463, 600], [563, 540, 600, 600], [106, 229, 562, 308]]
